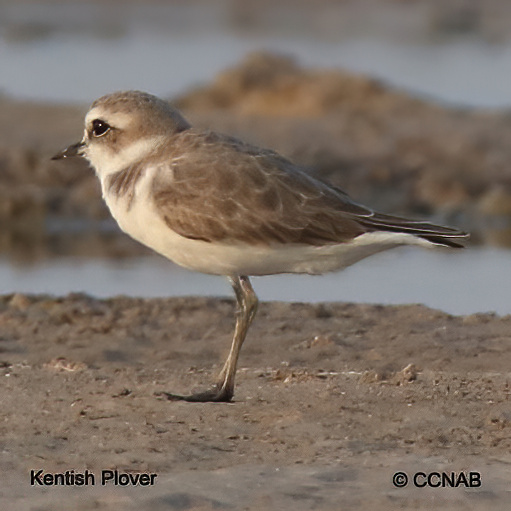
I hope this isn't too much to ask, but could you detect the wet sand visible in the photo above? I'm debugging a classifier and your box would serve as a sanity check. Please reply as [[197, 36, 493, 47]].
[[1, 294, 510, 509]]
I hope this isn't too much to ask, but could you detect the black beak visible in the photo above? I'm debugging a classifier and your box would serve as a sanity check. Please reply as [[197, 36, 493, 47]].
[[51, 140, 85, 160]]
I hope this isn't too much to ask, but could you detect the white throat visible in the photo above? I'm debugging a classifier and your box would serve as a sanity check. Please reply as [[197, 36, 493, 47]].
[[85, 136, 165, 179]]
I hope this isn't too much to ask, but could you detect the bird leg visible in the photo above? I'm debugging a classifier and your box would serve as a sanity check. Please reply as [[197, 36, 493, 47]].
[[165, 275, 258, 402]]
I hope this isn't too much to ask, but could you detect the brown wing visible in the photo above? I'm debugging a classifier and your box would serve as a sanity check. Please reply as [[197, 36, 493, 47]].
[[151, 130, 468, 248], [151, 130, 369, 245]]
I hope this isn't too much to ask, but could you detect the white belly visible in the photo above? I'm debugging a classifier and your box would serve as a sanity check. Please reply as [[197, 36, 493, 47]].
[[101, 172, 433, 277]]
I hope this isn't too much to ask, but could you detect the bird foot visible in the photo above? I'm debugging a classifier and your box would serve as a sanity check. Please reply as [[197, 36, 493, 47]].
[[162, 384, 233, 403]]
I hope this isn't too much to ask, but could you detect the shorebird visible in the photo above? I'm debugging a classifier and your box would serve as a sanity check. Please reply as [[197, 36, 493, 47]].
[[53, 90, 468, 402]]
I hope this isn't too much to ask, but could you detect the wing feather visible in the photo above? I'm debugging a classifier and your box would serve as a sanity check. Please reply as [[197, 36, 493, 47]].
[[150, 130, 468, 248]]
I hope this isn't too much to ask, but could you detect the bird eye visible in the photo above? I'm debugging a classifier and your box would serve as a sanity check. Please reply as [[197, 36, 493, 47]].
[[91, 119, 111, 137]]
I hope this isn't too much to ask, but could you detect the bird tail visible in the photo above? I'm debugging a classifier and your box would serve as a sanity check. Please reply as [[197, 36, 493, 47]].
[[357, 213, 469, 248]]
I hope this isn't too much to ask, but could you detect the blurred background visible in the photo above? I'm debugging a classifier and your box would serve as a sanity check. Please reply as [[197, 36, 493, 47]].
[[1, 0, 511, 314]]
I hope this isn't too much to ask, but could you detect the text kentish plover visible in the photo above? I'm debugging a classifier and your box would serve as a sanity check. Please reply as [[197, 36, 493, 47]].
[[53, 90, 468, 402]]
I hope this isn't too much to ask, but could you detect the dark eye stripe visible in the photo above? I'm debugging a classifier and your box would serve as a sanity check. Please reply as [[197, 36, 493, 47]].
[[91, 119, 111, 137]]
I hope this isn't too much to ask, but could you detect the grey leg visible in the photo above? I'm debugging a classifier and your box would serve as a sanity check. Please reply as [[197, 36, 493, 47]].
[[165, 275, 258, 403]]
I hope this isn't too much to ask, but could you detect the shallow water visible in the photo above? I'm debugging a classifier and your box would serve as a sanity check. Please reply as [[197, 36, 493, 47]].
[[1, 3, 509, 317], [1, 2, 511, 107], [1, 247, 508, 316]]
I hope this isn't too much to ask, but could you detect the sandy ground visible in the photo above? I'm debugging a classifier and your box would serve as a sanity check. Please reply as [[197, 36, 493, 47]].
[[1, 293, 510, 509]]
